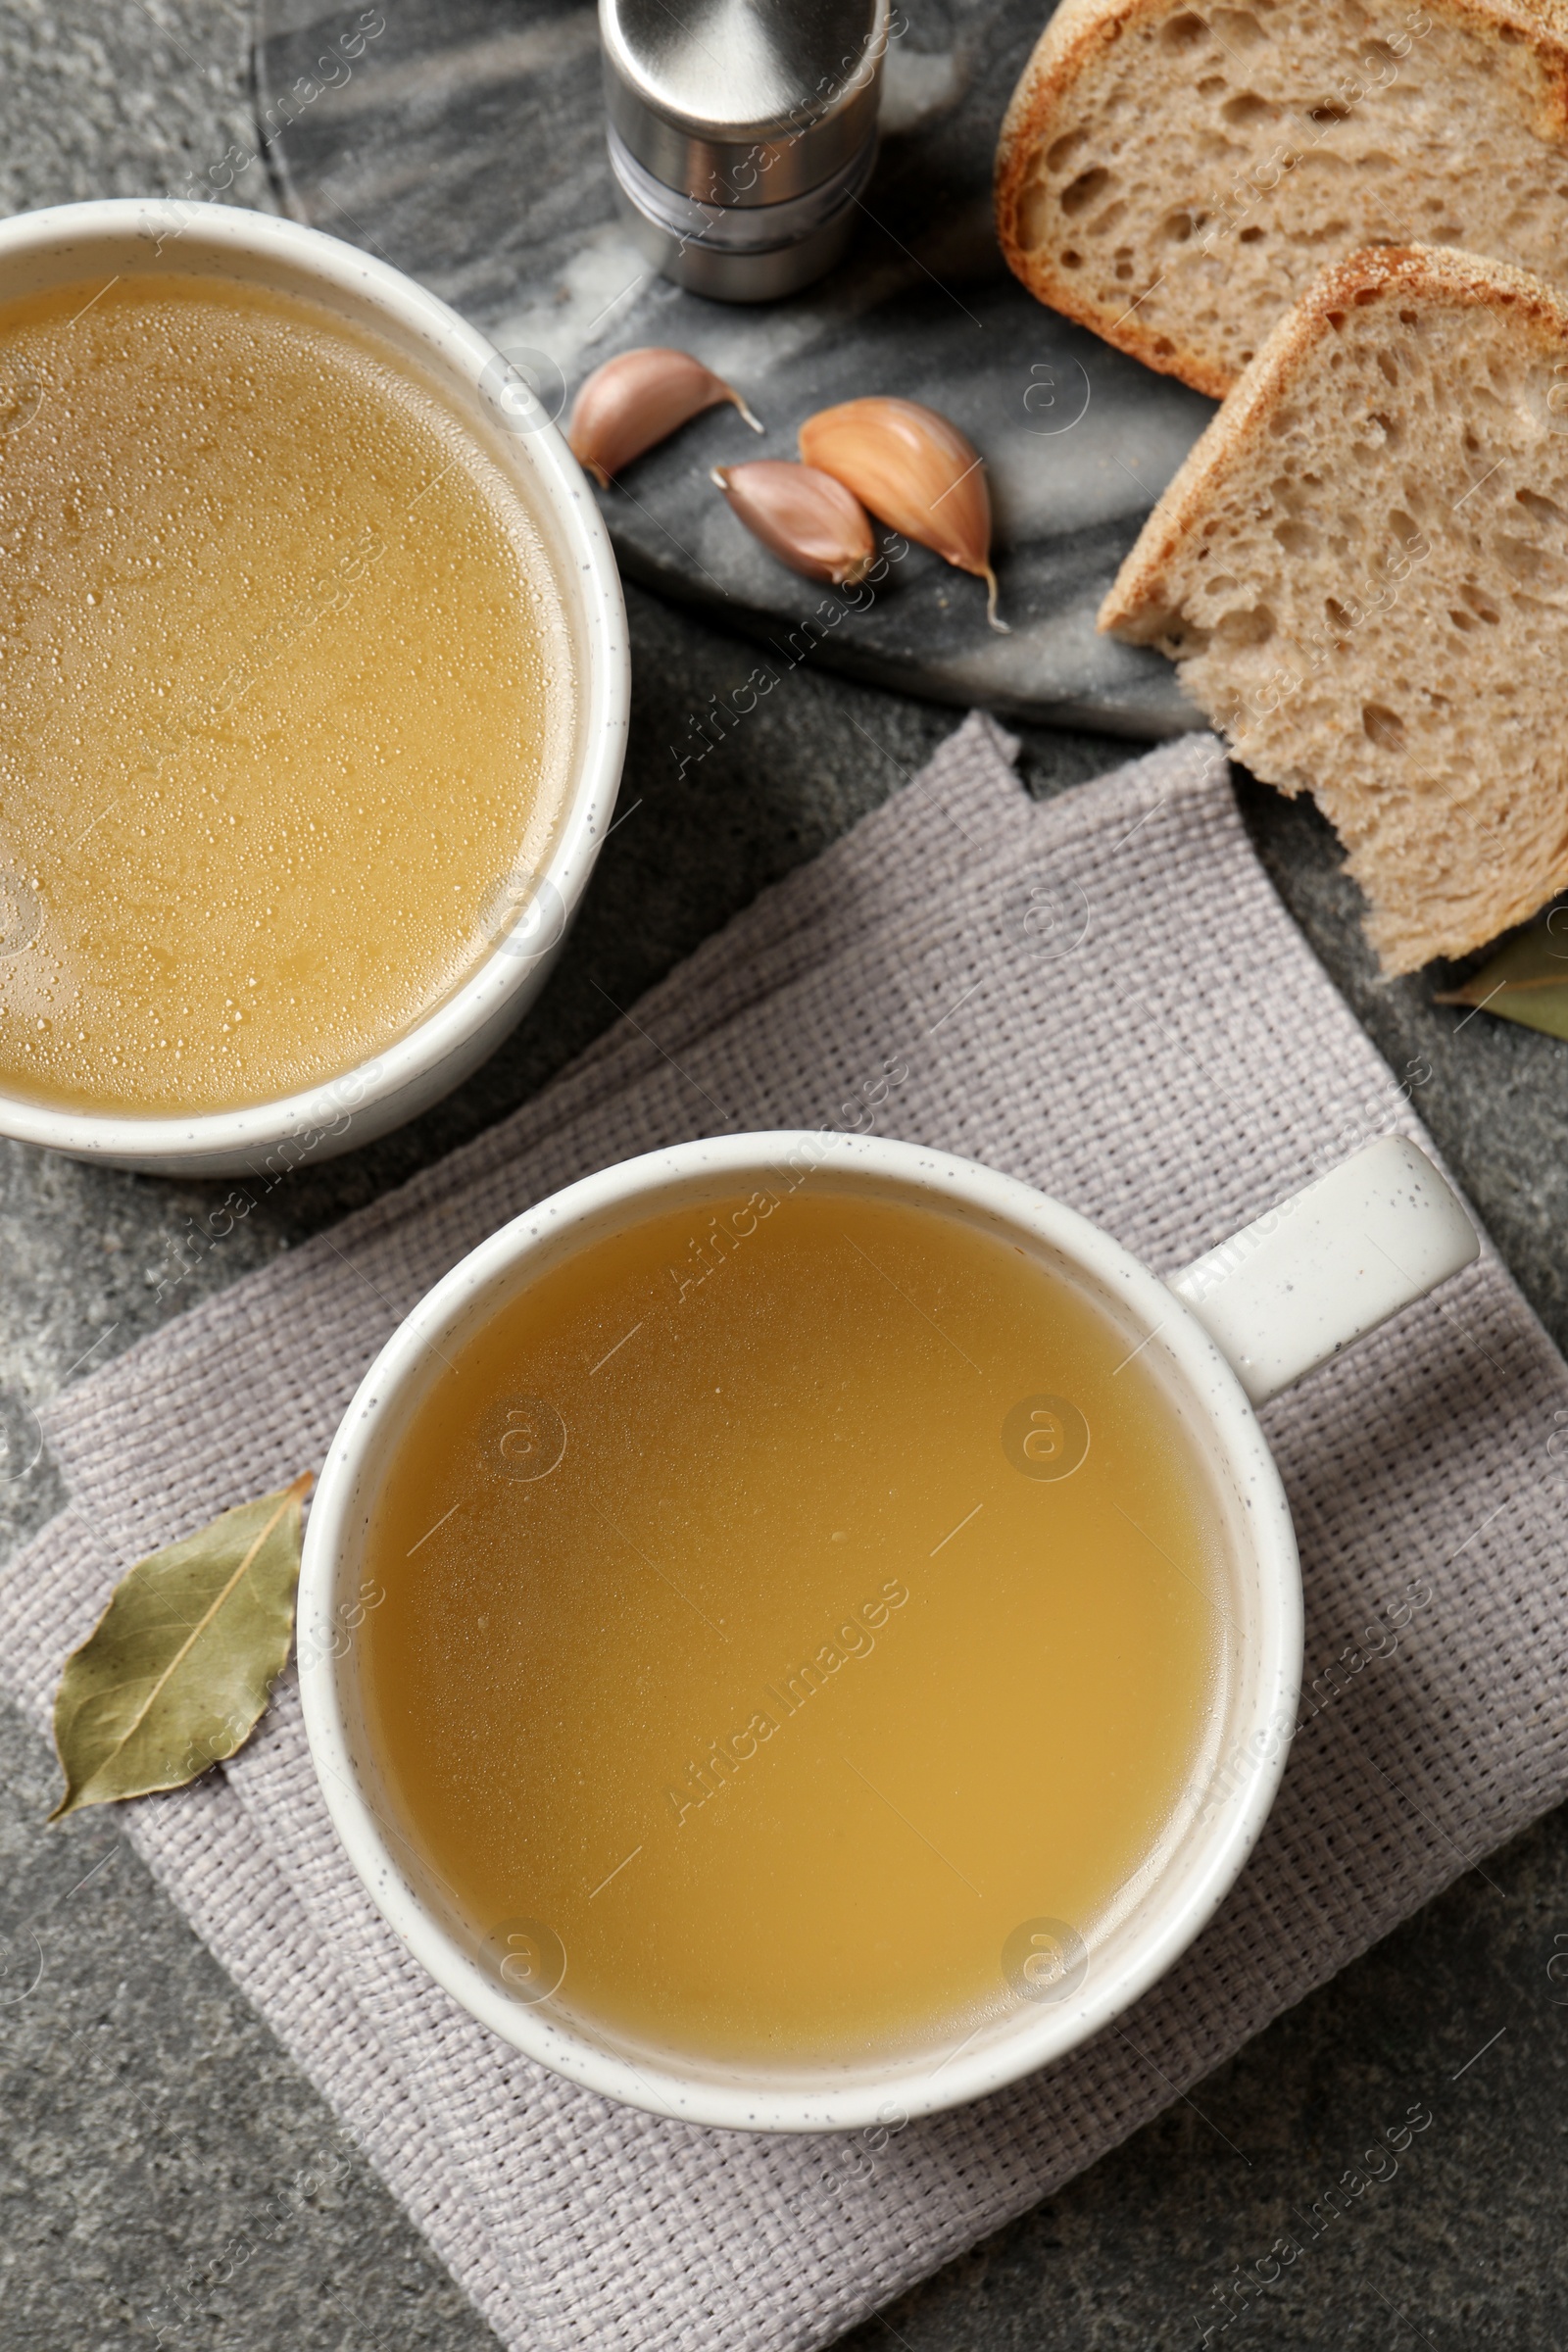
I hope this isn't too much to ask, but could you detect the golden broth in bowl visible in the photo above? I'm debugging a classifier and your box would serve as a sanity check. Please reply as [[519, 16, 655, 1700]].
[[361, 1181, 1229, 2073], [0, 270, 574, 1113]]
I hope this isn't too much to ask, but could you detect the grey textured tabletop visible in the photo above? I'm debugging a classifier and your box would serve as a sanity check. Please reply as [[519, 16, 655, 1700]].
[[2, 4, 1567, 2348]]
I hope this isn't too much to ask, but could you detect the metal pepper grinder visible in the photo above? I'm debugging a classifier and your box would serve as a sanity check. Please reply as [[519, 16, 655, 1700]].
[[600, 0, 888, 304]]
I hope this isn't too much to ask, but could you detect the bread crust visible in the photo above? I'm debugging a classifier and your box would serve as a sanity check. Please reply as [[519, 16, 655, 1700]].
[[1097, 242, 1568, 636], [1097, 244, 1568, 970], [995, 0, 1568, 397]]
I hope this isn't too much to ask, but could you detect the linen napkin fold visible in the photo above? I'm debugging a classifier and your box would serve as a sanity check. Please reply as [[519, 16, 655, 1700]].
[[5, 713, 1567, 2352]]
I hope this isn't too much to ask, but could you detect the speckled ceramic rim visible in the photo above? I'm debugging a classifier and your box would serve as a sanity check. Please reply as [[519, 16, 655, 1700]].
[[0, 198, 629, 1176], [300, 1131, 1303, 2135]]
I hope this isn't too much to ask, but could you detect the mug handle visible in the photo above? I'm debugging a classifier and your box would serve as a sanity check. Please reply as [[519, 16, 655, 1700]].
[[1167, 1135, 1479, 1408]]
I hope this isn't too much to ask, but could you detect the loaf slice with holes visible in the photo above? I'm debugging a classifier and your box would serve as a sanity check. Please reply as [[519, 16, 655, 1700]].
[[1098, 244, 1568, 973], [996, 0, 1568, 398]]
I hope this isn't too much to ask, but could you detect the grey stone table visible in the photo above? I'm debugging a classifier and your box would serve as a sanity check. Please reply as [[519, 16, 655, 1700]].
[[2, 4, 1568, 2348]]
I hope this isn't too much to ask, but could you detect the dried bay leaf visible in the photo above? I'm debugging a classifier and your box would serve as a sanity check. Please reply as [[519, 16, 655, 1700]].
[[49, 1473, 312, 1819], [1435, 923, 1568, 1042]]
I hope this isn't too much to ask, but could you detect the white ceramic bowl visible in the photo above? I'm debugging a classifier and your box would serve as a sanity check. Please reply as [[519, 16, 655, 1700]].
[[0, 199, 628, 1176], [298, 1128, 1476, 2133]]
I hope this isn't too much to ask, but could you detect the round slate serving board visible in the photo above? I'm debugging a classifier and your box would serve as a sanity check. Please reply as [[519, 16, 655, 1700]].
[[255, 0, 1213, 734]]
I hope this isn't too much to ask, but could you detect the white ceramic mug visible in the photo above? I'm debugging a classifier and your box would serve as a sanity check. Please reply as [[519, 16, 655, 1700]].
[[0, 199, 629, 1176], [299, 1128, 1477, 2133]]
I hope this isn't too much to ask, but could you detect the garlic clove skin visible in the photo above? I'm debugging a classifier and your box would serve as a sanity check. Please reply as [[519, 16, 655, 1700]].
[[710, 461, 876, 588], [799, 396, 1007, 631], [567, 348, 762, 487]]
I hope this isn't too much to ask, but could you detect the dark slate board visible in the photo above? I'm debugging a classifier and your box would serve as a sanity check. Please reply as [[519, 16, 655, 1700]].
[[256, 0, 1213, 734]]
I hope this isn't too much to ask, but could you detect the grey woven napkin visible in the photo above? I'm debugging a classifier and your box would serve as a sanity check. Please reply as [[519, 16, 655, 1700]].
[[5, 713, 1566, 2352]]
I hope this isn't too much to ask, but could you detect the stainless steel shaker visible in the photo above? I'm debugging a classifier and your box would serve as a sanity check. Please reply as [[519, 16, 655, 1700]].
[[600, 0, 889, 303]]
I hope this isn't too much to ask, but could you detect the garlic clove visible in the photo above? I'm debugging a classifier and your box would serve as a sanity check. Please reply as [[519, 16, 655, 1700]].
[[710, 461, 876, 588], [567, 348, 762, 487], [799, 396, 1007, 631]]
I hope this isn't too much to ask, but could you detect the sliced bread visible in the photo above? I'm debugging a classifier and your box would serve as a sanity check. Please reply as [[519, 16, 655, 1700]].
[[996, 0, 1568, 397], [1097, 244, 1568, 974]]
